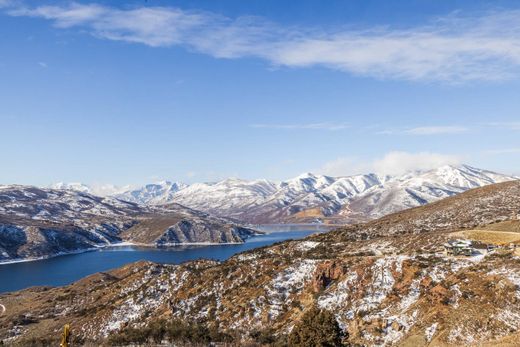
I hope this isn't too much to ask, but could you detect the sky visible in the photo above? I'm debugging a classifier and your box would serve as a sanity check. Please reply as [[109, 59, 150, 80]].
[[1, 0, 520, 187]]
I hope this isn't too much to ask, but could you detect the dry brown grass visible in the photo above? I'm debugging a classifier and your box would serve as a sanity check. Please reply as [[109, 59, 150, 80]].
[[451, 229, 520, 245], [291, 207, 325, 219], [480, 220, 520, 232]]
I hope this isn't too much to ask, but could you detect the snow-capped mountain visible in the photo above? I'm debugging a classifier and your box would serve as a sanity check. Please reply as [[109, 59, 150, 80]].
[[51, 181, 188, 202], [107, 164, 516, 224], [168, 178, 279, 219], [341, 165, 518, 222], [51, 182, 92, 194], [115, 181, 188, 205], [51, 165, 517, 224], [50, 182, 133, 197]]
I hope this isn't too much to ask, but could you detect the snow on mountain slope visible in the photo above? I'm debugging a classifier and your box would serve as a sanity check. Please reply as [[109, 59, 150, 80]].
[[342, 165, 518, 222], [0, 185, 143, 223], [166, 165, 516, 223], [250, 173, 384, 223], [111, 172, 386, 223], [115, 181, 188, 205], [50, 182, 133, 197], [170, 178, 278, 220], [62, 164, 516, 224], [51, 181, 188, 202]]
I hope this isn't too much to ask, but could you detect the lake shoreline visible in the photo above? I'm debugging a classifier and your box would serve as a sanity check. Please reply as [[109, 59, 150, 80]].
[[0, 240, 247, 266], [0, 224, 322, 266], [0, 229, 322, 293]]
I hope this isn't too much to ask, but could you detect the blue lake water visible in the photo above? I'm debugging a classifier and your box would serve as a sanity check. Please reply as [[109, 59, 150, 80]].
[[0, 227, 326, 293]]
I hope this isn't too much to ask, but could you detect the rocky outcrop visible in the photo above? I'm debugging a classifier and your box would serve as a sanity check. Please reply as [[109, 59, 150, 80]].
[[311, 260, 347, 292]]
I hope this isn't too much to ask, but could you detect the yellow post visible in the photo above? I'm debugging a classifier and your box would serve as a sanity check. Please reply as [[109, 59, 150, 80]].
[[60, 324, 71, 347]]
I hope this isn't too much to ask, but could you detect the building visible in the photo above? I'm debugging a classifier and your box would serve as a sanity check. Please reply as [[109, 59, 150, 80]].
[[444, 239, 473, 256]]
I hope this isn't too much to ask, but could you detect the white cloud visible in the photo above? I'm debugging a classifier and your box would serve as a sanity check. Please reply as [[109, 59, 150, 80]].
[[37, 61, 47, 68], [7, 3, 520, 82], [372, 151, 461, 175], [319, 151, 461, 176], [250, 122, 349, 130], [319, 157, 371, 176]]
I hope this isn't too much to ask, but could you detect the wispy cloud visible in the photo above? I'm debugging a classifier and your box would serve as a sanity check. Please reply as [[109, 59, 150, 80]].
[[319, 151, 462, 176], [484, 148, 520, 155], [37, 61, 47, 68], [250, 122, 350, 131], [371, 151, 461, 174], [378, 125, 469, 135], [6, 3, 520, 82], [486, 122, 520, 130], [404, 126, 468, 135], [0, 0, 13, 8]]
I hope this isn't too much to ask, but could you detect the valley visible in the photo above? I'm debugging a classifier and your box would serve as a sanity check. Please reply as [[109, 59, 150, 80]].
[[1, 180, 520, 346]]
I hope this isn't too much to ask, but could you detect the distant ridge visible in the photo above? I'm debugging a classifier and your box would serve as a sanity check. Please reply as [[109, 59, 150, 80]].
[[51, 164, 518, 224]]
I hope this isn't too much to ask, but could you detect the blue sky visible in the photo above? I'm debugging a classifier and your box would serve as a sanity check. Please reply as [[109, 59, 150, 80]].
[[1, 0, 520, 187]]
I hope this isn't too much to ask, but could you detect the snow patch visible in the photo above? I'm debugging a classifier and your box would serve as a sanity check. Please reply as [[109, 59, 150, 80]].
[[425, 322, 438, 342]]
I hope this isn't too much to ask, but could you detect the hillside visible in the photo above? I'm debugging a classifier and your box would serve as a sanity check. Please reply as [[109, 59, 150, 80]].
[[2, 181, 520, 346], [322, 180, 520, 242], [0, 186, 257, 263]]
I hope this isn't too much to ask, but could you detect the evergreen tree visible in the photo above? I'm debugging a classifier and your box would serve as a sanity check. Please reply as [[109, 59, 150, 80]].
[[288, 306, 345, 347]]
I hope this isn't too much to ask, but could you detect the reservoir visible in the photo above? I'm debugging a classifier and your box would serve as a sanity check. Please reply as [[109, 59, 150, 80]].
[[0, 226, 327, 293]]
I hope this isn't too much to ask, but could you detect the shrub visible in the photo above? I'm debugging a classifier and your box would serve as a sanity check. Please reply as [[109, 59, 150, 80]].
[[288, 306, 344, 347], [12, 336, 58, 347], [107, 318, 234, 346], [107, 326, 149, 345], [250, 328, 276, 344]]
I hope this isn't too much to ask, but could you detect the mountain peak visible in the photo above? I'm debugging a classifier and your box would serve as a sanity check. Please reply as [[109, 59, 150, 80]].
[[295, 172, 318, 179]]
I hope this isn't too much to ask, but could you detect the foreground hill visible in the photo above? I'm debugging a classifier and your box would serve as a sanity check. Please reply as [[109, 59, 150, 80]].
[[1, 181, 520, 346], [108, 165, 516, 224], [0, 186, 257, 263], [323, 179, 520, 242]]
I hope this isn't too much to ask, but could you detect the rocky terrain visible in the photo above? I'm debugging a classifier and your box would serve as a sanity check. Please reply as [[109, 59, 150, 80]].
[[1, 181, 520, 346], [108, 164, 516, 224], [0, 186, 258, 263]]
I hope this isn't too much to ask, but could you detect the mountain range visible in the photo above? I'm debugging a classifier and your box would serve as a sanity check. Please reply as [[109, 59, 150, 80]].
[[3, 180, 520, 346], [4, 164, 514, 263], [56, 164, 518, 224]]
